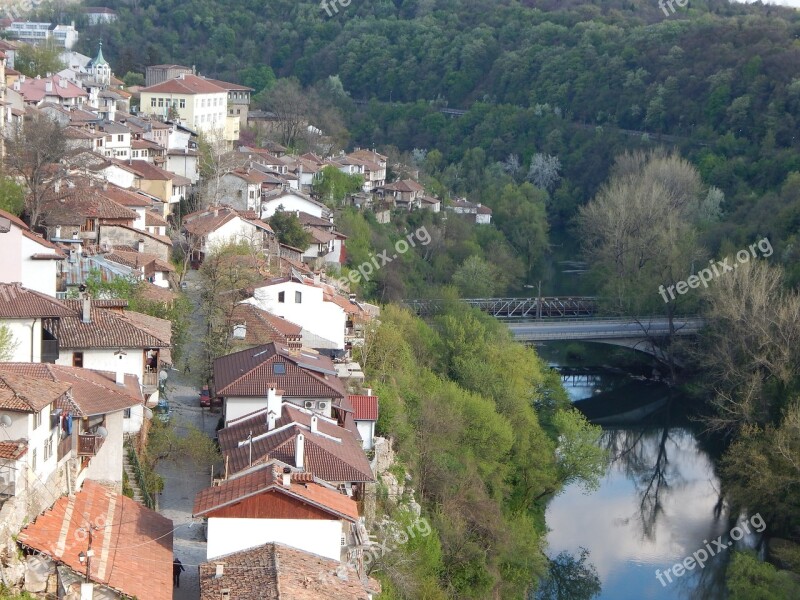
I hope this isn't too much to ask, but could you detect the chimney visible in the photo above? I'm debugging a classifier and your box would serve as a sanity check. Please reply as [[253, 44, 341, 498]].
[[267, 387, 282, 421], [310, 415, 318, 434], [214, 564, 224, 578], [295, 433, 304, 469], [366, 388, 372, 396], [114, 350, 127, 386], [267, 409, 276, 431], [55, 225, 61, 239], [60, 77, 67, 89], [82, 295, 91, 323], [282, 466, 291, 488], [137, 239, 145, 253], [45, 80, 52, 93], [54, 180, 61, 194]]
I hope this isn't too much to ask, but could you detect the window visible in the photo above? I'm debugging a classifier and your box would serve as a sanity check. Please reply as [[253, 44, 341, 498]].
[[31, 448, 37, 471], [117, 134, 124, 142], [179, 99, 185, 109], [44, 435, 53, 461], [158, 98, 164, 108], [106, 135, 112, 142], [123, 408, 132, 418], [33, 411, 42, 429], [278, 291, 285, 303], [72, 352, 83, 368], [80, 218, 96, 233], [151, 98, 157, 108], [295, 291, 302, 303], [273, 363, 286, 375]]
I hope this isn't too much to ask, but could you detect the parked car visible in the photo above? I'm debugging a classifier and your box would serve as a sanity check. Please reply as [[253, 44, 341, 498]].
[[199, 385, 211, 407], [154, 399, 172, 423]]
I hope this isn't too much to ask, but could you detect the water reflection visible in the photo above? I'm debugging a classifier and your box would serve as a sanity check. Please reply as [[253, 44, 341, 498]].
[[545, 384, 735, 599]]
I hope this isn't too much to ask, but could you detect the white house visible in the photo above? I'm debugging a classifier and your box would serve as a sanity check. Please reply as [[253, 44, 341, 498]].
[[0, 209, 64, 297], [245, 276, 347, 350], [182, 206, 275, 263], [349, 393, 378, 451], [193, 462, 359, 561], [98, 122, 132, 160], [260, 189, 328, 220], [165, 148, 199, 184]]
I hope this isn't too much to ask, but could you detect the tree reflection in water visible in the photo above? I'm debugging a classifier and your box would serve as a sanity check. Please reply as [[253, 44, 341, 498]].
[[533, 547, 601, 600]]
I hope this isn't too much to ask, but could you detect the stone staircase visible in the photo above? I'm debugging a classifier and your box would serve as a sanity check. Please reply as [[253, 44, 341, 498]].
[[123, 453, 144, 504]]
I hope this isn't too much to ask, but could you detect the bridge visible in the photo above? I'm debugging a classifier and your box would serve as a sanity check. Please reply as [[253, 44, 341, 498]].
[[405, 297, 703, 360], [406, 296, 597, 319]]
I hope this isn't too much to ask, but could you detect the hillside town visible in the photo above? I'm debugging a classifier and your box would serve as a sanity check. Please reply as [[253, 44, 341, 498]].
[[0, 29, 472, 600]]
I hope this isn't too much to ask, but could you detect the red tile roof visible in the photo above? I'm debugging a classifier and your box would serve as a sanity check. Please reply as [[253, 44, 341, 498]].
[[0, 440, 27, 460], [0, 282, 74, 318], [58, 301, 171, 350], [199, 542, 379, 600], [97, 185, 153, 208], [193, 462, 358, 520], [17, 481, 173, 600], [0, 371, 71, 413], [141, 74, 228, 95], [218, 404, 374, 482], [229, 303, 302, 347], [0, 364, 142, 417], [214, 343, 344, 399], [19, 75, 88, 102], [348, 395, 378, 421]]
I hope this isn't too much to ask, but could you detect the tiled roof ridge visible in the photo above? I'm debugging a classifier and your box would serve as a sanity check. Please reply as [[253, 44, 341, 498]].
[[215, 342, 277, 396]]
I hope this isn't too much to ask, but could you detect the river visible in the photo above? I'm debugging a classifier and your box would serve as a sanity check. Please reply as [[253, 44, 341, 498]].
[[537, 342, 762, 600]]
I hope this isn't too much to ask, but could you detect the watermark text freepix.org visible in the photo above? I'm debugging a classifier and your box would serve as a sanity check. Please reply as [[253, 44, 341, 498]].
[[338, 226, 431, 287], [658, 237, 772, 303], [655, 513, 766, 587]]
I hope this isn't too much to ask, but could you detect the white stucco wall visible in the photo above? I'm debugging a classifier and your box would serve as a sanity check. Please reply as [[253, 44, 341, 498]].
[[206, 517, 343, 561], [356, 421, 375, 450], [261, 195, 324, 219], [1, 404, 61, 484], [0, 318, 43, 363], [248, 282, 345, 350], [224, 396, 334, 425], [82, 410, 124, 486], [56, 348, 145, 382], [166, 153, 199, 184], [0, 226, 23, 284], [102, 166, 137, 189], [206, 218, 259, 254]]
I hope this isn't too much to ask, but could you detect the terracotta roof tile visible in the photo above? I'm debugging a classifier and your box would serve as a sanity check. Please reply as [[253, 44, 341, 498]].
[[97, 185, 153, 208], [0, 371, 71, 412], [0, 283, 74, 318], [214, 343, 344, 399], [0, 364, 142, 416], [141, 74, 228, 95], [57, 301, 171, 349], [199, 543, 378, 600], [17, 481, 173, 600], [348, 395, 378, 421], [218, 405, 373, 482], [0, 440, 27, 460], [229, 303, 302, 347], [193, 462, 358, 520]]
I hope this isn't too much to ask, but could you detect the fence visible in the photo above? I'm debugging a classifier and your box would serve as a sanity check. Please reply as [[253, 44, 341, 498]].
[[126, 445, 154, 509]]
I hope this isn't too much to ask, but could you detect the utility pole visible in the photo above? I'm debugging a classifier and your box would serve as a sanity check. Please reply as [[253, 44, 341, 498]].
[[537, 280, 542, 320]]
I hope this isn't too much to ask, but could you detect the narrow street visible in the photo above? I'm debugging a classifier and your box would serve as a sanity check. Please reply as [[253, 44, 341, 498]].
[[154, 270, 218, 599]]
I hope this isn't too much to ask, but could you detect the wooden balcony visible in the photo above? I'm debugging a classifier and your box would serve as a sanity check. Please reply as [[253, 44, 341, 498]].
[[77, 434, 104, 457], [57, 435, 73, 461], [142, 371, 159, 388]]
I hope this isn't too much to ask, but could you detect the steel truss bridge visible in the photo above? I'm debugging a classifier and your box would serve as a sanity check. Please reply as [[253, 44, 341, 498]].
[[406, 296, 598, 319]]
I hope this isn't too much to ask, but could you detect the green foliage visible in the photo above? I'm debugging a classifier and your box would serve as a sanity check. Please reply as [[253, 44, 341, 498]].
[[268, 208, 313, 249], [312, 165, 363, 206], [0, 177, 25, 216], [0, 324, 19, 361], [81, 269, 192, 365], [551, 409, 608, 494], [122, 71, 145, 87], [15, 42, 64, 78], [726, 551, 800, 600], [534, 548, 602, 600], [451, 255, 498, 298]]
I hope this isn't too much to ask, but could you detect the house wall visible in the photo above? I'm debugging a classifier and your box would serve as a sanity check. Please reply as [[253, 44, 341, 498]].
[[219, 175, 258, 212], [102, 166, 136, 189], [0, 403, 62, 485], [55, 348, 145, 382], [356, 421, 375, 450], [224, 396, 334, 426], [82, 410, 124, 488], [206, 517, 343, 561], [136, 178, 171, 206], [249, 282, 346, 350], [0, 225, 23, 284], [205, 218, 256, 254], [123, 404, 145, 435], [99, 226, 170, 262], [261, 196, 324, 219], [130, 207, 146, 231], [0, 318, 43, 362], [166, 153, 199, 184]]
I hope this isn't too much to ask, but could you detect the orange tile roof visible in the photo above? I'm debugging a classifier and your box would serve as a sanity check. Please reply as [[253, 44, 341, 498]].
[[0, 364, 142, 417], [17, 481, 173, 600], [141, 74, 227, 95], [0, 440, 27, 460], [193, 462, 358, 520], [199, 542, 379, 600], [0, 372, 71, 413], [58, 301, 171, 349], [348, 395, 378, 421], [229, 303, 302, 346], [0, 282, 75, 318]]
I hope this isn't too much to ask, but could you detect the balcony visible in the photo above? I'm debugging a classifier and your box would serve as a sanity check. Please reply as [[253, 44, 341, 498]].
[[77, 434, 105, 457], [142, 371, 159, 388], [41, 338, 59, 364], [57, 435, 73, 461]]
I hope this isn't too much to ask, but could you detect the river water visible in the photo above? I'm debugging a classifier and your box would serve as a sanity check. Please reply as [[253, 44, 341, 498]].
[[538, 343, 761, 600]]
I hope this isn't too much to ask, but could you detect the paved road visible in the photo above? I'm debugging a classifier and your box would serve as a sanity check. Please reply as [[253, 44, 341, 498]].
[[153, 270, 220, 600], [507, 317, 704, 341]]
